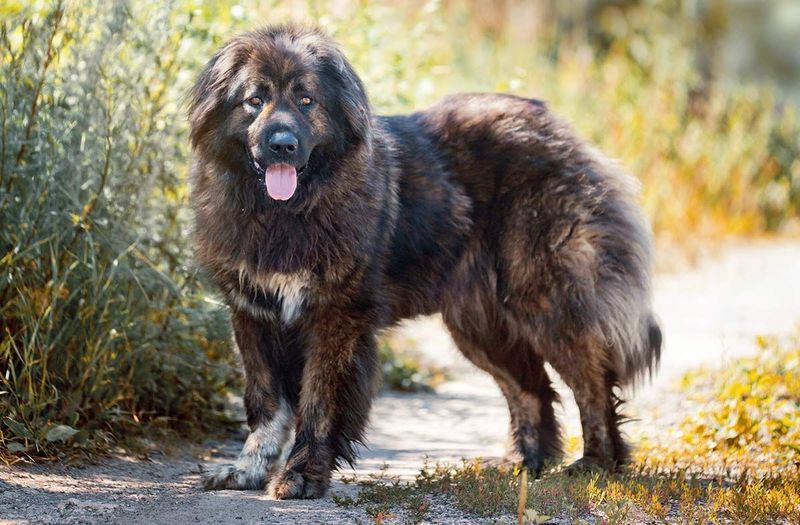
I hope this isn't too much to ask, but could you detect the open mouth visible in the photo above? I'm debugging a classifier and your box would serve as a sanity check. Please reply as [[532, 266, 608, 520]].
[[249, 154, 305, 201]]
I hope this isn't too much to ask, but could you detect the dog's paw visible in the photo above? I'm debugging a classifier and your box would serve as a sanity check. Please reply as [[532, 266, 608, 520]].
[[201, 463, 267, 490], [267, 469, 328, 499]]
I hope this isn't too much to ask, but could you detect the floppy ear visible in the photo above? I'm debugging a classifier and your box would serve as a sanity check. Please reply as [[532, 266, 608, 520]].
[[187, 40, 247, 149], [318, 45, 372, 145]]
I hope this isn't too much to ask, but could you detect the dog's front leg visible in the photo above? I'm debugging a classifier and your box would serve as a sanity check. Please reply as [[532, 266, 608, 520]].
[[268, 307, 380, 499], [203, 310, 297, 490]]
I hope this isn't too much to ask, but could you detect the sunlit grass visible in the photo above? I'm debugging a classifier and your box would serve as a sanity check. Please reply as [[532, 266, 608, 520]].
[[337, 460, 800, 524], [637, 333, 800, 475]]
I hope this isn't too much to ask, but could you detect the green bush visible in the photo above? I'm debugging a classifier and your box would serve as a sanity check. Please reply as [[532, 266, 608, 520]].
[[0, 1, 239, 459]]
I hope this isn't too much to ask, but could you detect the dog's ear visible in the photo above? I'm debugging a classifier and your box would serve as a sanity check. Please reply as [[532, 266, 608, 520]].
[[328, 52, 371, 141], [309, 36, 371, 146], [188, 39, 247, 149]]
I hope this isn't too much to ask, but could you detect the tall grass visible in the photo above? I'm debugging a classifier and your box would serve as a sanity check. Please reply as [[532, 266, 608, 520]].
[[1, 0, 798, 459], [0, 1, 238, 459]]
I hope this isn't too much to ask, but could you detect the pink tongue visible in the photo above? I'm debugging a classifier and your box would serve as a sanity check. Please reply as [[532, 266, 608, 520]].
[[264, 164, 298, 201]]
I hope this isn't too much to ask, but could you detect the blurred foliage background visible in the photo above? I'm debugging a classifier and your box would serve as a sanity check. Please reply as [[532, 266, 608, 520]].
[[1, 0, 798, 459]]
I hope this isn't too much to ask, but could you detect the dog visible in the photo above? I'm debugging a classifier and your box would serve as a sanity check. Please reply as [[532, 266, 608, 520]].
[[188, 25, 661, 499]]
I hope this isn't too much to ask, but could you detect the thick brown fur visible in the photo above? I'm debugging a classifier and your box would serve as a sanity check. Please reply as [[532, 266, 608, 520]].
[[189, 25, 661, 499]]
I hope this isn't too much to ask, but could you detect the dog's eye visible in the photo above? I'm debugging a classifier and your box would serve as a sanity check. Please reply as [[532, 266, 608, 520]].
[[299, 96, 313, 106], [247, 96, 263, 107]]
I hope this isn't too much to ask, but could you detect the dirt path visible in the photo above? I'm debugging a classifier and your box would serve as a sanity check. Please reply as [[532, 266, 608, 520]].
[[2, 240, 799, 524]]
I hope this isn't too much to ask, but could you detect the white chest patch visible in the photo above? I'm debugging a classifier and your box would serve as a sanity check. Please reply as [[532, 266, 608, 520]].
[[264, 272, 309, 324], [237, 264, 310, 324]]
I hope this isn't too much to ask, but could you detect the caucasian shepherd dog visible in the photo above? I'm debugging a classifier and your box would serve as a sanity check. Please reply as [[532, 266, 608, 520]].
[[189, 25, 661, 499]]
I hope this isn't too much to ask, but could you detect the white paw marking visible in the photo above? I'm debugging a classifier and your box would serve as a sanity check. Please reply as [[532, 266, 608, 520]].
[[204, 400, 294, 490]]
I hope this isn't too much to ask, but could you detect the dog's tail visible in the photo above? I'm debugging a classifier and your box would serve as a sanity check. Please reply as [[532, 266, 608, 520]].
[[583, 147, 662, 388], [604, 305, 662, 390], [633, 312, 662, 383]]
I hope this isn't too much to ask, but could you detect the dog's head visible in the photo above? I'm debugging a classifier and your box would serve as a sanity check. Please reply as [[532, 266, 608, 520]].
[[189, 26, 370, 206]]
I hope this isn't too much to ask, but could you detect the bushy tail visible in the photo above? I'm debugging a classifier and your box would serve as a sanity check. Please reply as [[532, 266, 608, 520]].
[[622, 312, 662, 387], [642, 313, 662, 378]]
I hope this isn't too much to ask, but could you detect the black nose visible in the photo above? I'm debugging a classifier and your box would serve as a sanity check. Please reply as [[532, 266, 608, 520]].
[[268, 131, 298, 155]]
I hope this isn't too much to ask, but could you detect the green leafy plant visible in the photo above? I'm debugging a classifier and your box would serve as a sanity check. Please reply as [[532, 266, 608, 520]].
[[0, 1, 239, 460]]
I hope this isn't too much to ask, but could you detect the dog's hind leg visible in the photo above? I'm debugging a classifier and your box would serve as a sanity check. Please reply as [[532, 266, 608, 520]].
[[497, 355, 561, 474], [533, 339, 630, 472], [443, 309, 562, 475]]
